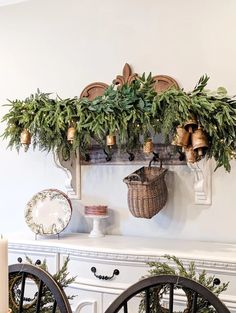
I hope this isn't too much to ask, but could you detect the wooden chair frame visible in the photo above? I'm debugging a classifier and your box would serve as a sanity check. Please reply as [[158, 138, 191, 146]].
[[104, 274, 230, 313], [9, 263, 72, 313]]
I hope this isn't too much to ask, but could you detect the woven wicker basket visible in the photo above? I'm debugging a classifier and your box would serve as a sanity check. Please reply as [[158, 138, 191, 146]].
[[123, 163, 168, 219]]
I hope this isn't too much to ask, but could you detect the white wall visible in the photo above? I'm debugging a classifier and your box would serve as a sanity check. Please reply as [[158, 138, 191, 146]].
[[0, 0, 236, 242]]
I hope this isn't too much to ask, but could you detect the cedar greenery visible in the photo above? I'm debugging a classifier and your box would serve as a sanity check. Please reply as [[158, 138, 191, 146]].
[[139, 255, 229, 313], [1, 74, 236, 171]]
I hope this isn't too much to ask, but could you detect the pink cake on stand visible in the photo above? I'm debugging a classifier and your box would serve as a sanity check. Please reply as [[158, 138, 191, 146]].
[[85, 205, 108, 216], [85, 206, 108, 237]]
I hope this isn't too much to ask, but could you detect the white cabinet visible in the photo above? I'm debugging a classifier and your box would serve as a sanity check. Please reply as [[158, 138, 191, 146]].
[[60, 253, 148, 313], [66, 286, 102, 313], [8, 247, 59, 274], [60, 253, 148, 288], [7, 233, 236, 313]]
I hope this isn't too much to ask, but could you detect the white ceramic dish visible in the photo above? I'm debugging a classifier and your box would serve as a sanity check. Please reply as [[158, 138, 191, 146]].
[[25, 189, 72, 235]]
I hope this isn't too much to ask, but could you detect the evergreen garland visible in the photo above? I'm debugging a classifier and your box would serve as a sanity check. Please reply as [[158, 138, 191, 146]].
[[1, 74, 236, 171]]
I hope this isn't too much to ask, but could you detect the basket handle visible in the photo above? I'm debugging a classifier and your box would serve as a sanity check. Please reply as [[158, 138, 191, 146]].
[[149, 157, 163, 169], [126, 173, 143, 182]]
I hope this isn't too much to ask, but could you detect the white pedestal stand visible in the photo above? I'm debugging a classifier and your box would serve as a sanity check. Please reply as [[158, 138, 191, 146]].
[[85, 215, 109, 238]]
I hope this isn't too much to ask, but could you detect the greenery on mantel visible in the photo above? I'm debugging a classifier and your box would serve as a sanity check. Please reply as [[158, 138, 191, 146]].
[[139, 255, 229, 313], [1, 74, 236, 171]]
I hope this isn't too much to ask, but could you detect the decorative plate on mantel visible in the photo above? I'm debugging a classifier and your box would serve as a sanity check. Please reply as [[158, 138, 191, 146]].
[[24, 189, 72, 235]]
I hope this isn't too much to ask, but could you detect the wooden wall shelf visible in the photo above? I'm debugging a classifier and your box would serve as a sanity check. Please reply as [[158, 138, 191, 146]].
[[53, 63, 212, 205], [80, 143, 186, 165]]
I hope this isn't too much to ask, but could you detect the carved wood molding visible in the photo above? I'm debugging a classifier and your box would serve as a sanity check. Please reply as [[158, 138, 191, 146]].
[[153, 74, 179, 93], [9, 241, 236, 274], [113, 63, 138, 86], [79, 63, 179, 100], [53, 150, 81, 200], [80, 82, 109, 100], [187, 158, 212, 205], [75, 300, 97, 313]]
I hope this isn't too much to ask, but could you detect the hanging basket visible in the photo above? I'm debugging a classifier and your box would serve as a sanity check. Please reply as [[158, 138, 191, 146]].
[[123, 161, 168, 219]]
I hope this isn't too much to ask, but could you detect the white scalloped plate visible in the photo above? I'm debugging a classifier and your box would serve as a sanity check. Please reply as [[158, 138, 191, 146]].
[[24, 189, 72, 235]]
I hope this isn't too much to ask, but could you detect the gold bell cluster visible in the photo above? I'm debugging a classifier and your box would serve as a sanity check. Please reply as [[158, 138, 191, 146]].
[[172, 116, 209, 163]]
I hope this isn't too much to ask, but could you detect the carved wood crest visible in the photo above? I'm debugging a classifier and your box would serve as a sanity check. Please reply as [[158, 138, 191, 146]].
[[80, 63, 179, 100]]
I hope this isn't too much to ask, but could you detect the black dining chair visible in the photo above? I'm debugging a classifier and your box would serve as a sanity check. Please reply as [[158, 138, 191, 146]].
[[9, 262, 72, 313], [104, 274, 230, 313]]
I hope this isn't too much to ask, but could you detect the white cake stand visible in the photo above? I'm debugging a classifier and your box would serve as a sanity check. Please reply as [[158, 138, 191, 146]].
[[85, 214, 109, 238]]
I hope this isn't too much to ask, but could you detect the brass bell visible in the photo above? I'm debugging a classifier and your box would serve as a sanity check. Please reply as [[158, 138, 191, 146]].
[[67, 126, 76, 143], [106, 134, 116, 146], [20, 129, 31, 146], [184, 145, 196, 163], [192, 128, 209, 156], [143, 138, 154, 154], [184, 116, 198, 133], [171, 126, 190, 147]]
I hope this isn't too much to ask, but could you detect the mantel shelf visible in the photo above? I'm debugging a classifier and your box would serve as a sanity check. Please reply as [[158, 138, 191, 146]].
[[53, 149, 212, 205], [53, 63, 212, 205], [80, 143, 186, 165]]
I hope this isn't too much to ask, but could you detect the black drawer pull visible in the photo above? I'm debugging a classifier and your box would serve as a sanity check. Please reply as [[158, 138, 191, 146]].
[[17, 257, 41, 265], [91, 267, 120, 280]]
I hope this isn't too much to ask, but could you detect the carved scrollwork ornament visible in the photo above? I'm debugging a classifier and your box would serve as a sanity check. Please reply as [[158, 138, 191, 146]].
[[113, 63, 138, 87]]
